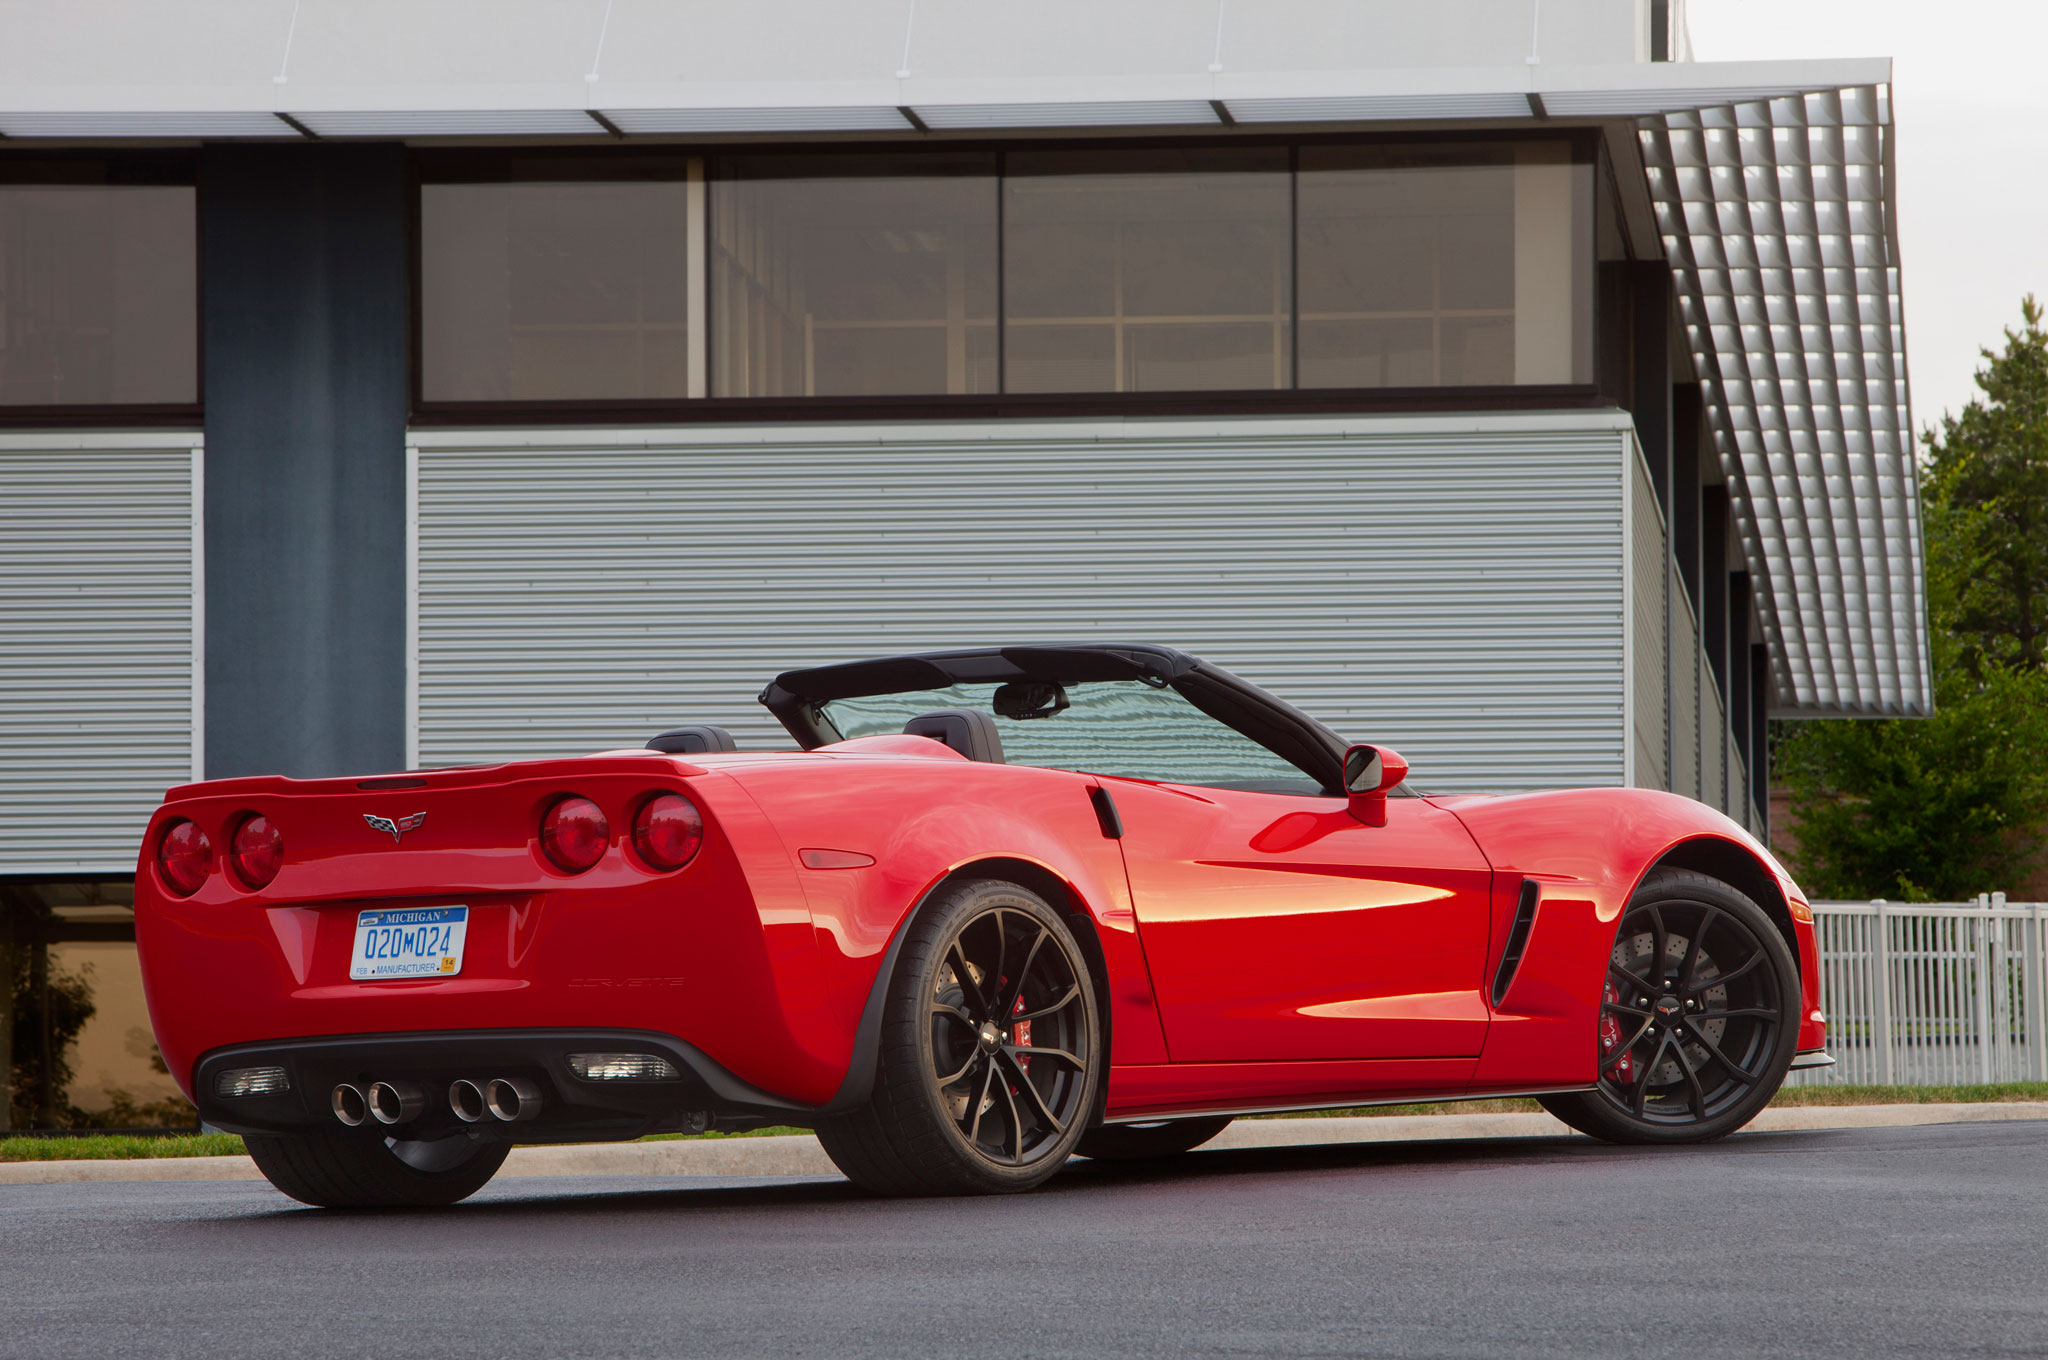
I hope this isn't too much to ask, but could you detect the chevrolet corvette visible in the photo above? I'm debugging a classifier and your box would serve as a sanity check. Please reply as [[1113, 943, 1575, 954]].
[[135, 644, 1828, 1206]]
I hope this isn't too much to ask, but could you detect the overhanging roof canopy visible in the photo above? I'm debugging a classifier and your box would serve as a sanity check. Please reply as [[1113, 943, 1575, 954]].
[[0, 0, 1924, 718]]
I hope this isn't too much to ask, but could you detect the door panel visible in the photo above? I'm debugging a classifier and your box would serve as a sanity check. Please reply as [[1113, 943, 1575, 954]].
[[1107, 778, 1494, 1062]]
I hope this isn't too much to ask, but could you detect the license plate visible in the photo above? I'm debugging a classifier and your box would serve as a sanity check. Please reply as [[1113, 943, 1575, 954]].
[[350, 906, 467, 981]]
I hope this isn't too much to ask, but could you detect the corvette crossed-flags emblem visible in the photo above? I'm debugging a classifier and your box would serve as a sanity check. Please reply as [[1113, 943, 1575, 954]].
[[363, 812, 426, 843]]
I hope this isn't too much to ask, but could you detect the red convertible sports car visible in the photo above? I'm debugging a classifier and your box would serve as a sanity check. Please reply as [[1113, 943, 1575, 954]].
[[136, 644, 1827, 1206]]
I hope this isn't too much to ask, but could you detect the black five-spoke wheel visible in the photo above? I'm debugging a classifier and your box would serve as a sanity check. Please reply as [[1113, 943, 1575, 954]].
[[816, 878, 1102, 1194], [1541, 867, 1798, 1144]]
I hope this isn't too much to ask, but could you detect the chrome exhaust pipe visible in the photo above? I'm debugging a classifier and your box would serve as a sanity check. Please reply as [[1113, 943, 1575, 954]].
[[367, 1081, 426, 1125], [331, 1083, 368, 1127], [448, 1078, 488, 1124], [485, 1076, 541, 1123]]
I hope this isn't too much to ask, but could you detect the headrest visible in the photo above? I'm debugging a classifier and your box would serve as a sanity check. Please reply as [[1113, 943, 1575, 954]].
[[646, 725, 740, 755], [902, 709, 1005, 764]]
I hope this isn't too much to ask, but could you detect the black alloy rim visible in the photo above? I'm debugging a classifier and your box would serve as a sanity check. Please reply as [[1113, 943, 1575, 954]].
[[929, 907, 1091, 1166], [1596, 897, 1784, 1125]]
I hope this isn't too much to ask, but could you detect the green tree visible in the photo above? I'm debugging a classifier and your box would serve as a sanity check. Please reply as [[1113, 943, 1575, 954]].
[[1777, 297, 2048, 900]]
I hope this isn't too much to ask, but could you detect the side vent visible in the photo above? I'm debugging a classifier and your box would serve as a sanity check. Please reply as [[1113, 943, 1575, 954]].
[[1490, 878, 1541, 1008], [1088, 785, 1123, 839]]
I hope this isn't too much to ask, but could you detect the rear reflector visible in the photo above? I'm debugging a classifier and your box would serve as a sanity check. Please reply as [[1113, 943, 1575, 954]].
[[230, 814, 284, 889], [540, 796, 609, 873], [157, 819, 213, 896], [215, 1066, 289, 1098], [631, 792, 703, 871], [568, 1053, 681, 1082]]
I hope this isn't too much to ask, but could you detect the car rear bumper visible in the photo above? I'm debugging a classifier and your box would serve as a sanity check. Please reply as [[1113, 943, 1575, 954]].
[[194, 1027, 819, 1140]]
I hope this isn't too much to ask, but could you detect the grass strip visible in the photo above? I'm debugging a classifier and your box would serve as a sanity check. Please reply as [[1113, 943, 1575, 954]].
[[1, 1133, 248, 1162]]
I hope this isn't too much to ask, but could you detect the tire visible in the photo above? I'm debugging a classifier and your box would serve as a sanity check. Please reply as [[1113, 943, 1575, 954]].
[[244, 1129, 510, 1208], [815, 878, 1103, 1195], [1540, 866, 1799, 1145], [1076, 1116, 1233, 1162]]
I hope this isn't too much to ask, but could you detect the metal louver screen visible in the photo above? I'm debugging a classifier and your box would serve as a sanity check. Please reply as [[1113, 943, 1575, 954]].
[[414, 415, 1634, 793], [0, 438, 197, 874]]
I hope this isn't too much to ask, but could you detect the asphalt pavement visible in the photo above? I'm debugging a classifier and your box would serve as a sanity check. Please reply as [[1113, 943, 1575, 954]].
[[5, 1121, 2047, 1359]]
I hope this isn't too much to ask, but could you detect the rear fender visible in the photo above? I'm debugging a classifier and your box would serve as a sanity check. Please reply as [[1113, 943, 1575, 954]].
[[722, 758, 1168, 1111]]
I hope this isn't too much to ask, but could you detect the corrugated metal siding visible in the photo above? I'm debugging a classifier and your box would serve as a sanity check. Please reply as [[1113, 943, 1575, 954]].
[[1629, 449, 1668, 790], [1670, 559, 1700, 800], [414, 418, 1632, 792], [0, 438, 198, 874]]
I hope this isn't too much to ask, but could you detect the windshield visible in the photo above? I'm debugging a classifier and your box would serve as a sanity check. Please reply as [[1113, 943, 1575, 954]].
[[823, 678, 1324, 795]]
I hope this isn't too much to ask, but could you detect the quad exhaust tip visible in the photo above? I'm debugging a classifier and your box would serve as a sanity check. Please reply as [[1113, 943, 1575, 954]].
[[367, 1081, 425, 1125], [331, 1083, 367, 1127], [485, 1077, 542, 1123], [448, 1078, 488, 1124]]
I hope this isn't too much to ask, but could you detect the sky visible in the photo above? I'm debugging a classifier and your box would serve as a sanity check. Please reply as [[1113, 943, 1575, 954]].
[[1686, 0, 2048, 437]]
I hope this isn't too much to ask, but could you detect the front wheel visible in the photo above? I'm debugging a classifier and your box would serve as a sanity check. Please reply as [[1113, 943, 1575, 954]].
[[1540, 867, 1798, 1144], [815, 879, 1103, 1195], [245, 1130, 510, 1208]]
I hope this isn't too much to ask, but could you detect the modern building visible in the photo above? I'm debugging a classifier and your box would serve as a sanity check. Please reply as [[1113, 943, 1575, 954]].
[[0, 0, 1925, 1124]]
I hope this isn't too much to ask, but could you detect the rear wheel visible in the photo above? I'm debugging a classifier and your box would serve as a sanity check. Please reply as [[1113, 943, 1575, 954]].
[[815, 879, 1102, 1195], [1077, 1116, 1233, 1162], [1540, 867, 1797, 1144], [244, 1130, 510, 1208]]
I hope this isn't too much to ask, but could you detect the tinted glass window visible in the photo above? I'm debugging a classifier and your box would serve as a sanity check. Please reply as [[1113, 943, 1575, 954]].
[[1297, 142, 1591, 388], [824, 679, 1318, 794], [712, 154, 998, 398], [0, 186, 196, 406], [1003, 148, 1291, 394], [421, 180, 691, 402]]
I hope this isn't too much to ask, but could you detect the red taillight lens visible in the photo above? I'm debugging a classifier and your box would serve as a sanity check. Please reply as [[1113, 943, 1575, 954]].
[[632, 793, 703, 871], [157, 819, 214, 896], [230, 814, 284, 889], [540, 796, 609, 873]]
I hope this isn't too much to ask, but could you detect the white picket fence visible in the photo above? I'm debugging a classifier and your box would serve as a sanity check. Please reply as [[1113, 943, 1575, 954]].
[[1792, 896, 2048, 1086]]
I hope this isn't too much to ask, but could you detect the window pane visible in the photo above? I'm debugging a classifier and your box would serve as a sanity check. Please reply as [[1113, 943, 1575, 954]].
[[1004, 149, 1291, 394], [421, 181, 690, 402], [1297, 142, 1591, 388], [712, 155, 997, 398], [0, 187, 196, 406]]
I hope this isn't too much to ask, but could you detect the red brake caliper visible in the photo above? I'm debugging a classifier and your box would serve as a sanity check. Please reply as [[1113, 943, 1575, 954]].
[[1012, 994, 1032, 1068], [1600, 980, 1635, 1085]]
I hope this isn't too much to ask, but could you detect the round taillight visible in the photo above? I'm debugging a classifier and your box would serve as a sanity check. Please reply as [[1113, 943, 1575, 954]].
[[632, 793, 704, 871], [540, 796, 609, 873], [157, 819, 214, 896], [230, 814, 284, 889]]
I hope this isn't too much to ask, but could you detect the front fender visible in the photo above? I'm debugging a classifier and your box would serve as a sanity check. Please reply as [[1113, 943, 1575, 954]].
[[1428, 788, 1820, 1087]]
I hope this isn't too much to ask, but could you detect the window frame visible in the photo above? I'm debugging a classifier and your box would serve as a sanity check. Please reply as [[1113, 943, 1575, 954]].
[[409, 129, 1608, 429], [0, 151, 203, 429]]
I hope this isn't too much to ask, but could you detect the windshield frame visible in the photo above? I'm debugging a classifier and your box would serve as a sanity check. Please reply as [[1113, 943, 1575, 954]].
[[760, 645, 1348, 796]]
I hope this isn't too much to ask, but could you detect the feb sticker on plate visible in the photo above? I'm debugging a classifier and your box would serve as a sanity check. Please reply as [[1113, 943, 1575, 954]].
[[351, 906, 467, 981]]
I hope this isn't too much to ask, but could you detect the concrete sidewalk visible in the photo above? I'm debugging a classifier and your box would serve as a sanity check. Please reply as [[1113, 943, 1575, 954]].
[[6, 1101, 2044, 1187]]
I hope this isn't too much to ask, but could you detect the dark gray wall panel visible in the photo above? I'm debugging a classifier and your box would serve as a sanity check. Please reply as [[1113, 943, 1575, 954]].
[[202, 144, 407, 779]]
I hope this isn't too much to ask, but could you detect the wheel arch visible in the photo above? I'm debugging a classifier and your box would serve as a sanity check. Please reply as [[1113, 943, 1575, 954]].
[[1646, 835, 1798, 960], [820, 853, 1115, 1116]]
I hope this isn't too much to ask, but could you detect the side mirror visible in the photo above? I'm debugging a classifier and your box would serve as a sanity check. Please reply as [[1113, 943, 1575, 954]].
[[1343, 744, 1409, 827]]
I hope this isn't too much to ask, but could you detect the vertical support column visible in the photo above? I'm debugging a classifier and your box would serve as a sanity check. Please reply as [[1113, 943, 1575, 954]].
[[1628, 264, 1678, 793], [30, 926, 54, 1128], [202, 145, 410, 780], [1671, 383, 1704, 618], [1749, 641, 1771, 839], [1702, 487, 1731, 811], [1728, 571, 1754, 826], [1873, 903, 1895, 1087]]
